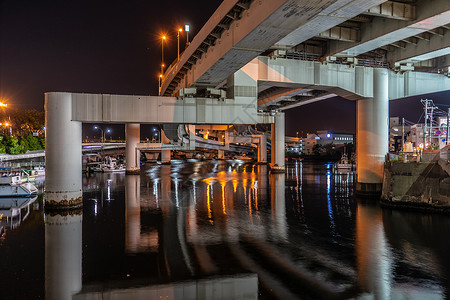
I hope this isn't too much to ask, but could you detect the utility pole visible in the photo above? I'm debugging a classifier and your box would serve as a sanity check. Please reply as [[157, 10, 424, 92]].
[[423, 99, 428, 148], [447, 108, 449, 145], [402, 117, 405, 152], [430, 105, 435, 146]]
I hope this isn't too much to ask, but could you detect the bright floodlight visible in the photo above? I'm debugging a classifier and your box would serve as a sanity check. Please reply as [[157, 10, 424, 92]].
[[185, 24, 190, 32]]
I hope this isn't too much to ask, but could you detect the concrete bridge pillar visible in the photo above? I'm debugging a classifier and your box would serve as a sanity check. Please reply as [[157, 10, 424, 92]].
[[356, 68, 389, 195], [45, 92, 82, 209], [217, 150, 225, 159], [271, 112, 285, 172], [161, 129, 171, 164], [218, 131, 226, 159], [257, 134, 267, 164], [126, 123, 140, 174]]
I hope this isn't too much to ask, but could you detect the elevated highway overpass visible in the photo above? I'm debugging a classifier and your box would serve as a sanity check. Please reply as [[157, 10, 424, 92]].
[[158, 0, 450, 195], [45, 0, 450, 209]]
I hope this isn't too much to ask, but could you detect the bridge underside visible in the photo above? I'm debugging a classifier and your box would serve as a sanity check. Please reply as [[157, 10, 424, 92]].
[[250, 56, 450, 111]]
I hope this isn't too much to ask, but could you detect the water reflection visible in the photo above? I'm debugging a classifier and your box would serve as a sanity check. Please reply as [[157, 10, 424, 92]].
[[2, 161, 450, 299], [356, 202, 393, 299], [45, 211, 82, 300], [0, 196, 38, 231]]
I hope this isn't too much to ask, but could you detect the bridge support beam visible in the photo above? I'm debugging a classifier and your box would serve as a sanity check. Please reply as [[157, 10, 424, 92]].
[[257, 135, 267, 164], [271, 112, 285, 173], [217, 131, 227, 159], [45, 92, 82, 210], [161, 129, 171, 164], [356, 68, 389, 196], [126, 123, 140, 174]]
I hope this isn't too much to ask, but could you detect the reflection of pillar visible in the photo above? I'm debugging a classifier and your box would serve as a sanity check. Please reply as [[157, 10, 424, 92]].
[[45, 92, 82, 209], [126, 123, 140, 174], [356, 203, 392, 299], [161, 129, 171, 164], [257, 135, 267, 163], [125, 175, 141, 253], [159, 165, 172, 213], [271, 112, 285, 172], [257, 165, 268, 200], [356, 68, 388, 195], [45, 212, 82, 300], [270, 173, 287, 241]]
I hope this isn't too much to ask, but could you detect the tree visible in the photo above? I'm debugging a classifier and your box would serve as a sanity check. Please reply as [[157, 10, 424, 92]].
[[312, 143, 323, 156], [23, 134, 42, 151], [3, 135, 20, 154], [9, 109, 45, 138]]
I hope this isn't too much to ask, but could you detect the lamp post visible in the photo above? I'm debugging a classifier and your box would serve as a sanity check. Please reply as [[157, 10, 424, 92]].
[[177, 28, 183, 61], [153, 127, 160, 143], [106, 129, 111, 141], [185, 24, 190, 47], [158, 74, 163, 96], [94, 126, 104, 143], [161, 35, 166, 73]]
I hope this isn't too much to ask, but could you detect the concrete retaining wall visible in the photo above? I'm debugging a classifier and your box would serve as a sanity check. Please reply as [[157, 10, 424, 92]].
[[382, 153, 450, 209]]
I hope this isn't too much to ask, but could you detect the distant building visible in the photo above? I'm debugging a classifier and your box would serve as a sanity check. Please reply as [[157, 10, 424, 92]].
[[316, 130, 354, 145], [389, 117, 410, 152], [304, 133, 319, 154], [286, 137, 303, 154], [303, 131, 354, 154]]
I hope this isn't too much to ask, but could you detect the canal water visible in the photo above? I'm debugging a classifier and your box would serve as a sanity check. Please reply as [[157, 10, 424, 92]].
[[1, 160, 449, 299]]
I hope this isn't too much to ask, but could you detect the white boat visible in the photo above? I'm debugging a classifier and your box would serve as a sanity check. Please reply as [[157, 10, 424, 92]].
[[0, 174, 38, 197], [101, 157, 125, 173], [336, 153, 353, 170], [20, 166, 45, 182]]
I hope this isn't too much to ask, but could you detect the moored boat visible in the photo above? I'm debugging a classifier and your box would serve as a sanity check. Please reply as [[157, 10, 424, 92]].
[[101, 157, 125, 173], [0, 174, 38, 197], [336, 153, 353, 170]]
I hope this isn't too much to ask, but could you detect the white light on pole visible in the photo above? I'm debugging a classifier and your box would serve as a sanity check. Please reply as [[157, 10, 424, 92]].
[[94, 126, 104, 143], [185, 24, 190, 46]]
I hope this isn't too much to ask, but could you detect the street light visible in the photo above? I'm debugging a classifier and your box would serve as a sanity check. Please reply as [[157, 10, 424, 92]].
[[153, 127, 160, 143], [158, 74, 163, 96], [161, 35, 166, 73], [177, 28, 183, 61], [0, 101, 10, 135], [94, 126, 104, 143], [185, 24, 190, 47], [106, 128, 111, 141]]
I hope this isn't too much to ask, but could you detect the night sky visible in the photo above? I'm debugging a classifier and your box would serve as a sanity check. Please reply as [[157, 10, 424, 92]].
[[1, 0, 449, 138]]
